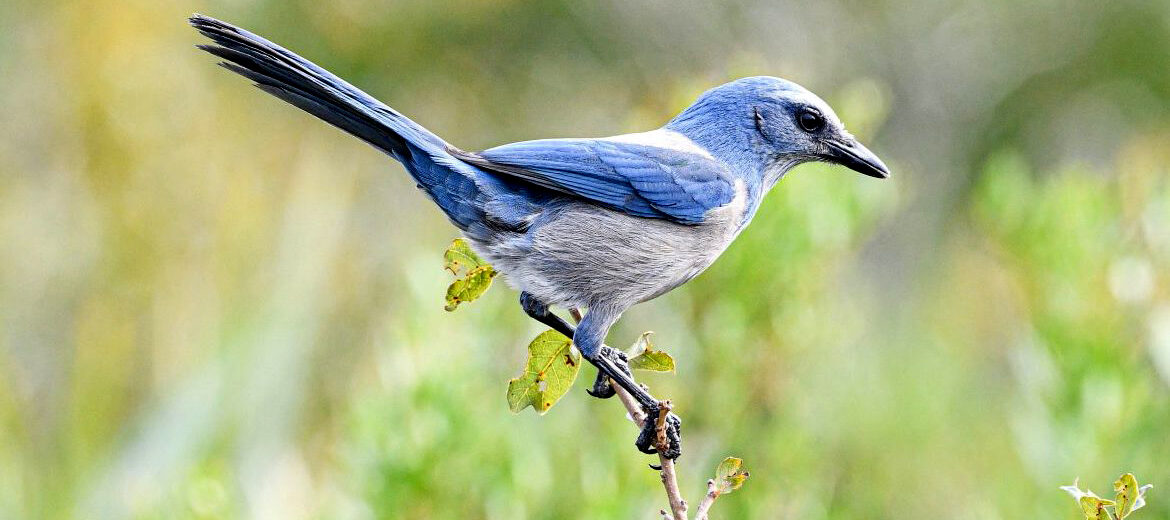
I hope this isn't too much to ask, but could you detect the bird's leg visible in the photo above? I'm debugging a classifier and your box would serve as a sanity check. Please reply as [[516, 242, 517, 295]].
[[517, 294, 682, 459], [519, 292, 575, 339], [585, 347, 626, 399], [563, 307, 623, 398], [573, 307, 682, 460]]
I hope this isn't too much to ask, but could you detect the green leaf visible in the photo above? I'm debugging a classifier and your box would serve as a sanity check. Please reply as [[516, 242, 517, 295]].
[[1079, 496, 1116, 520], [444, 265, 497, 311], [1064, 481, 1118, 520], [442, 238, 498, 311], [626, 332, 675, 372], [443, 238, 486, 275], [507, 330, 582, 414], [1113, 474, 1153, 517], [714, 457, 749, 495], [1115, 473, 1139, 518]]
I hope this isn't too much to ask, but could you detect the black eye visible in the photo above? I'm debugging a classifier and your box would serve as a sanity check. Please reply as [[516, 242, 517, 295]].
[[797, 110, 824, 132]]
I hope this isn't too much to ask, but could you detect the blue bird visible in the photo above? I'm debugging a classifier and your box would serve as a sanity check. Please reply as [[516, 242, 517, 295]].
[[191, 15, 889, 459]]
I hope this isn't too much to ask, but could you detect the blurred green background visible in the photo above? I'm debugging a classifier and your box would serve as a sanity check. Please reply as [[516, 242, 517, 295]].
[[2, 0, 1169, 518]]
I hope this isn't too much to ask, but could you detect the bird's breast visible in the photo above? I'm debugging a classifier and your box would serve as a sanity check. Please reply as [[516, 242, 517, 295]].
[[477, 182, 749, 309]]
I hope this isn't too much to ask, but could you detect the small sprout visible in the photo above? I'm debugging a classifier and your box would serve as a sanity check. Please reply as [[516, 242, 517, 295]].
[[442, 238, 497, 311], [626, 332, 676, 373], [506, 330, 582, 414], [1063, 475, 1152, 520], [714, 457, 749, 495]]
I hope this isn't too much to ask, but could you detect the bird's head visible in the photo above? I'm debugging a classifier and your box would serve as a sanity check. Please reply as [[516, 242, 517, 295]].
[[667, 76, 890, 182]]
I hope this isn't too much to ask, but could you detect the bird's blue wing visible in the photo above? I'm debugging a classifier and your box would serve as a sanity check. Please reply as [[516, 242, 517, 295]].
[[450, 139, 737, 224]]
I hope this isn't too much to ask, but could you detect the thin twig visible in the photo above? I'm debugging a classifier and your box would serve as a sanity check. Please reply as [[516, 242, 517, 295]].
[[658, 456, 688, 520], [693, 479, 720, 520]]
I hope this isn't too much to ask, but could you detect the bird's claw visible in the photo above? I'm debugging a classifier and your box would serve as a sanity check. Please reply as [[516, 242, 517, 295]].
[[586, 371, 616, 398], [585, 346, 630, 399], [635, 407, 682, 460]]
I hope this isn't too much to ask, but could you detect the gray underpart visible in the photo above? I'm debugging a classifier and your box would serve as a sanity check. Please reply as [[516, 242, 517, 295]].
[[469, 184, 747, 315]]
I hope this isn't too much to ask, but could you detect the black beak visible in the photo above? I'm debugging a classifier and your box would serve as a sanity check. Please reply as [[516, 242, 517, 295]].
[[823, 139, 890, 179]]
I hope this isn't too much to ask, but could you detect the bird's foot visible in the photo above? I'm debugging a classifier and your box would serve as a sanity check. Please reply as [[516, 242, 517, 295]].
[[636, 403, 682, 460], [585, 346, 629, 399], [576, 335, 681, 459]]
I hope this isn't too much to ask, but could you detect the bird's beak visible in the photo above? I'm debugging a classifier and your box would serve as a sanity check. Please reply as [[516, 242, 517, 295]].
[[823, 139, 890, 179]]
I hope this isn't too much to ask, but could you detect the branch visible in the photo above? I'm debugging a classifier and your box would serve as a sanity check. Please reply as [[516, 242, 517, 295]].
[[614, 385, 687, 520], [693, 479, 720, 520], [567, 310, 740, 519]]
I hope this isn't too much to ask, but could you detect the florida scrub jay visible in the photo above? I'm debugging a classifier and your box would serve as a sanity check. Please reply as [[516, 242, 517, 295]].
[[190, 15, 890, 459]]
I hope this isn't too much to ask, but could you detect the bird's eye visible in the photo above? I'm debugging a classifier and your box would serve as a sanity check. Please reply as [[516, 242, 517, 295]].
[[797, 110, 824, 132]]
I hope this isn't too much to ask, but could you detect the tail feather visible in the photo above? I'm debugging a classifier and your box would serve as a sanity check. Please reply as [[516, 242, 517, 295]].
[[190, 14, 446, 160], [190, 14, 510, 233]]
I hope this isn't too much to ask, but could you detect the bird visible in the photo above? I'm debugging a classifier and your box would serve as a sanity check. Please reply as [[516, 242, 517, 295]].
[[190, 14, 889, 460]]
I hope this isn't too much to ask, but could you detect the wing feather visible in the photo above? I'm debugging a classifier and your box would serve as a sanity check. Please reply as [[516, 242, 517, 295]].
[[449, 138, 736, 224]]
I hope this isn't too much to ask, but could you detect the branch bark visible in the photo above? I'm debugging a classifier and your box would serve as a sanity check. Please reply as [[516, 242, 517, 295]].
[[692, 479, 720, 520]]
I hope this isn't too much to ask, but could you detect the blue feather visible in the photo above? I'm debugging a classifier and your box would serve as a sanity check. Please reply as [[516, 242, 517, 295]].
[[454, 139, 736, 224]]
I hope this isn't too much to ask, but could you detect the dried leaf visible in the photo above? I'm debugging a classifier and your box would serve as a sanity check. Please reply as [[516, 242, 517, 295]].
[[506, 330, 582, 414]]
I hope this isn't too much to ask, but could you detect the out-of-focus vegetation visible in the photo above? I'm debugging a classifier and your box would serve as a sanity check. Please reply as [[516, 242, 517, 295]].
[[1, 1, 1168, 518]]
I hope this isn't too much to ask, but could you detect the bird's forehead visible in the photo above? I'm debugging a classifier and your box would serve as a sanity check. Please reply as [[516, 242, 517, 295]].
[[791, 91, 837, 117], [735, 77, 839, 120]]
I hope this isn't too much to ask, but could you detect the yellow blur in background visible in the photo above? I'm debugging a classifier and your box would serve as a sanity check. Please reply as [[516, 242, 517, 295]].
[[1, 1, 1168, 518]]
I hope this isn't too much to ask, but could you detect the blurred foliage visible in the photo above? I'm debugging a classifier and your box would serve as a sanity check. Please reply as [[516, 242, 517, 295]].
[[1, 0, 1169, 519]]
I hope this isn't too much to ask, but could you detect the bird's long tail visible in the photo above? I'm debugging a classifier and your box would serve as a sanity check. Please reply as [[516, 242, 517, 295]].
[[190, 15, 494, 231]]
